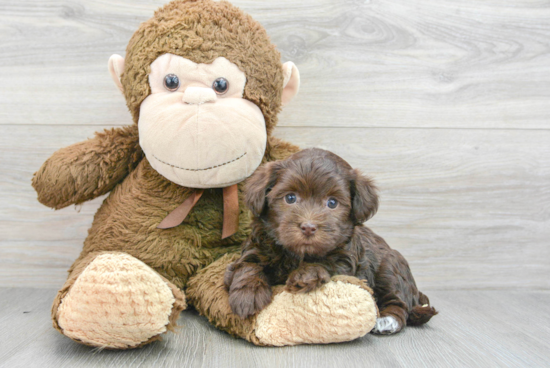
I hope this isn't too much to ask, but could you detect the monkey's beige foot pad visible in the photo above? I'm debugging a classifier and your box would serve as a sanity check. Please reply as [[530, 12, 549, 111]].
[[254, 276, 378, 346], [55, 253, 185, 349]]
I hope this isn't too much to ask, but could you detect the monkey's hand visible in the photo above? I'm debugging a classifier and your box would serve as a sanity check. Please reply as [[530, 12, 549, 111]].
[[32, 125, 142, 209], [227, 263, 272, 319], [285, 263, 331, 294]]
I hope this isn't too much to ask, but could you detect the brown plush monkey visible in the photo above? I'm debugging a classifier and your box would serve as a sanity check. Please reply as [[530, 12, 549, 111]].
[[32, 0, 377, 349]]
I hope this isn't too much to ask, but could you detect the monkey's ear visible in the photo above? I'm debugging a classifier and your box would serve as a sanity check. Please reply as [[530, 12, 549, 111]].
[[108, 54, 125, 93], [245, 161, 282, 217], [281, 61, 300, 106], [350, 169, 379, 224]]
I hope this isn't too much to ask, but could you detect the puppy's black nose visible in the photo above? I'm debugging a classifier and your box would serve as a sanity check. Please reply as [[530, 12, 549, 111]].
[[300, 223, 317, 237]]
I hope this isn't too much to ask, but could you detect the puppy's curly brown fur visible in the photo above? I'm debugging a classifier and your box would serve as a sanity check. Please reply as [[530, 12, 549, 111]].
[[225, 148, 437, 334]]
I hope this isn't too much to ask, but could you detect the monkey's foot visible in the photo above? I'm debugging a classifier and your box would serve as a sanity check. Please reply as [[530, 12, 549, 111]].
[[53, 252, 186, 349], [187, 255, 378, 346], [254, 275, 378, 346]]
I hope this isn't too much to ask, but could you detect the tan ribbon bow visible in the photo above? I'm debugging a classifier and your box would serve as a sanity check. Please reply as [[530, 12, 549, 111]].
[[157, 184, 239, 239]]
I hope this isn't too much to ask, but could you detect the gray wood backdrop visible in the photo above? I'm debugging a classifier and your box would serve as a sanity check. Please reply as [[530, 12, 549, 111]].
[[1, 0, 549, 290]]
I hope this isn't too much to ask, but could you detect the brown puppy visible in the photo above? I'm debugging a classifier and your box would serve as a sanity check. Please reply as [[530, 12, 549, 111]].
[[224, 148, 437, 334]]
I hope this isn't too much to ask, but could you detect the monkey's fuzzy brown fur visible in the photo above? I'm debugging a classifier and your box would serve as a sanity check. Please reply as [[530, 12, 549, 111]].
[[225, 148, 437, 332], [33, 125, 143, 210], [34, 131, 299, 325], [32, 0, 301, 348]]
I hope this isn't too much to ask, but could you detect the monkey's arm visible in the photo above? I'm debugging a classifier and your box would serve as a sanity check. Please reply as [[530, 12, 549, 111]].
[[32, 125, 142, 209]]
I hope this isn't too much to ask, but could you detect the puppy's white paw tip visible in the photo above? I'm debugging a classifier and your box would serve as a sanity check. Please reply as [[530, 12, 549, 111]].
[[372, 316, 400, 335]]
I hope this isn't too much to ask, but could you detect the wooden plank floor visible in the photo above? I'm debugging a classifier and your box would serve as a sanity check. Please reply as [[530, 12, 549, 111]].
[[1, 288, 549, 368]]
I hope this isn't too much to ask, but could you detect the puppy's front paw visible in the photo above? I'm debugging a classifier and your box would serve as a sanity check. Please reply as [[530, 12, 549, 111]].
[[286, 264, 330, 293], [371, 316, 402, 335], [229, 284, 272, 319]]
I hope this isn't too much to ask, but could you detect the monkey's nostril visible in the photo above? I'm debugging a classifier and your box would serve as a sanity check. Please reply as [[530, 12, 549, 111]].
[[300, 223, 317, 237]]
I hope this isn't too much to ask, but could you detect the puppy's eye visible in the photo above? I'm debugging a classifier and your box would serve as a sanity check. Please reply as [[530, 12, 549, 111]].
[[327, 198, 338, 209], [164, 74, 180, 91], [212, 77, 229, 95], [284, 193, 297, 204]]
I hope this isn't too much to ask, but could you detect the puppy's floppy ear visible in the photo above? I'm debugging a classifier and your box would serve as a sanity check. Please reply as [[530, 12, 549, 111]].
[[245, 161, 281, 217], [350, 169, 379, 224]]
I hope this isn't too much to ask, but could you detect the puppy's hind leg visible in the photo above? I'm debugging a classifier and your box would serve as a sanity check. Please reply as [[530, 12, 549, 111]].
[[371, 303, 407, 335], [372, 254, 438, 335], [370, 253, 411, 335]]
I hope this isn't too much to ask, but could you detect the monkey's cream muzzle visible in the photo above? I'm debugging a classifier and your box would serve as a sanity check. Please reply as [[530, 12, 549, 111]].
[[138, 54, 267, 189], [139, 95, 266, 188]]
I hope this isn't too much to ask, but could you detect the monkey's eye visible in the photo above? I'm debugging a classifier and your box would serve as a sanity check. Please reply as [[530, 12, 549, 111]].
[[212, 77, 229, 95], [327, 198, 338, 209], [163, 74, 180, 91], [284, 193, 297, 204]]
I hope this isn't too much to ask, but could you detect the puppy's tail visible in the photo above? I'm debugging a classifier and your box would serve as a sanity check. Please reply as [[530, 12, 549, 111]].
[[407, 292, 438, 326]]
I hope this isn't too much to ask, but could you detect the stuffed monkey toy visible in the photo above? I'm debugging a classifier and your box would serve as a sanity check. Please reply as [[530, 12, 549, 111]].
[[32, 0, 377, 349]]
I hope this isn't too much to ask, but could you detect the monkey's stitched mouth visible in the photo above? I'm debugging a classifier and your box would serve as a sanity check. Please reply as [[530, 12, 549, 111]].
[[152, 152, 247, 172]]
